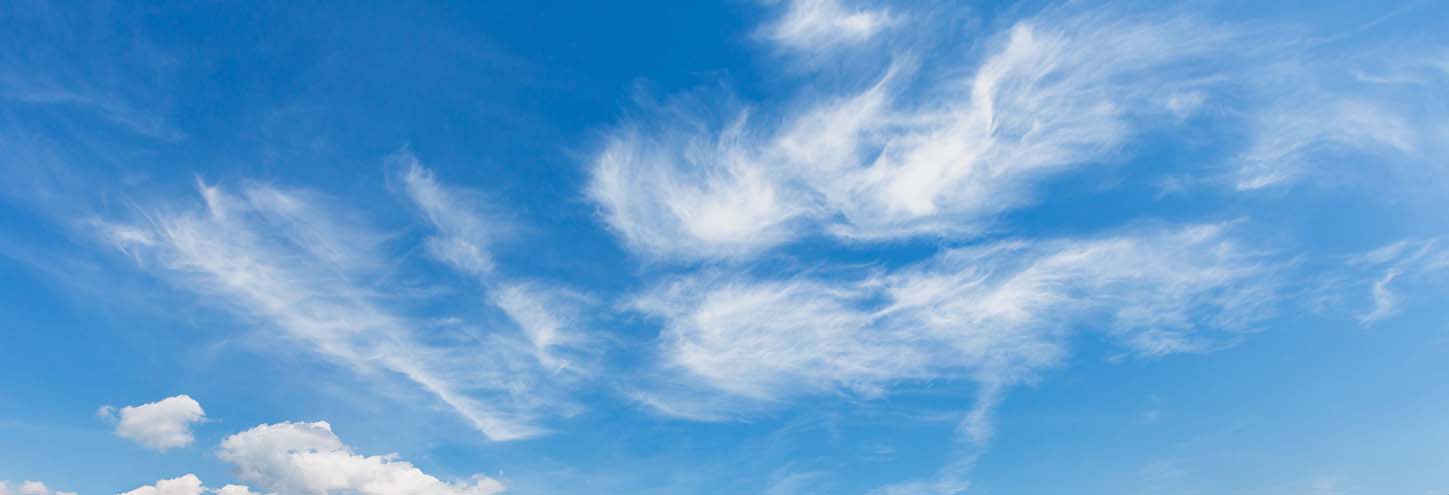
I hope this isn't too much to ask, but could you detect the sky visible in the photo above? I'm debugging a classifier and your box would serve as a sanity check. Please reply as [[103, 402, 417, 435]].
[[1, 0, 1448, 494]]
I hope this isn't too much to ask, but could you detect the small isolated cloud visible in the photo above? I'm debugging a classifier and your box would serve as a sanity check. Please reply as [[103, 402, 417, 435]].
[[1351, 239, 1449, 325], [0, 481, 77, 495], [761, 0, 893, 53], [217, 421, 505, 495], [100, 395, 206, 451]]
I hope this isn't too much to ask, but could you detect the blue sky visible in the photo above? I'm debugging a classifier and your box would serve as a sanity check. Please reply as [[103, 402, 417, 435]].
[[1, 1, 1447, 494]]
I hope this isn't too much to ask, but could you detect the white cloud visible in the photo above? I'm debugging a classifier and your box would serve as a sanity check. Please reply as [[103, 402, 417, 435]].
[[118, 474, 260, 495], [631, 225, 1275, 419], [1352, 239, 1449, 325], [589, 11, 1240, 260], [119, 474, 206, 495], [397, 153, 598, 384], [99, 180, 564, 441], [587, 123, 811, 260], [217, 421, 504, 495], [761, 0, 893, 53], [0, 481, 76, 495], [211, 486, 258, 495], [1236, 99, 1416, 190], [395, 153, 504, 276], [100, 395, 206, 451]]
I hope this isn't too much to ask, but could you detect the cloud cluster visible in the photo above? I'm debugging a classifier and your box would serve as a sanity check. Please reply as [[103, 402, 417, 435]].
[[117, 423, 504, 495], [103, 396, 500, 495], [590, 10, 1239, 260], [99, 395, 206, 451], [216, 421, 503, 495]]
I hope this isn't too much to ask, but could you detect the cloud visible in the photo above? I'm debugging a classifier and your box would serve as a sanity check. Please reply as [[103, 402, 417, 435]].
[[210, 487, 258, 495], [0, 481, 76, 495], [119, 474, 207, 495], [630, 224, 1276, 420], [397, 152, 599, 379], [99, 395, 206, 451], [588, 10, 1243, 260], [760, 0, 893, 53], [1235, 90, 1420, 190], [395, 153, 504, 276], [217, 421, 504, 495], [98, 179, 566, 441], [1352, 239, 1449, 325], [118, 475, 259, 495]]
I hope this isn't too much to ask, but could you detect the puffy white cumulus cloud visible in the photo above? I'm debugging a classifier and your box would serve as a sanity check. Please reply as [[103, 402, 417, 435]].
[[119, 474, 206, 495], [589, 11, 1240, 260], [118, 474, 257, 495], [100, 395, 206, 451], [0, 481, 77, 495], [631, 225, 1276, 423], [218, 421, 504, 495]]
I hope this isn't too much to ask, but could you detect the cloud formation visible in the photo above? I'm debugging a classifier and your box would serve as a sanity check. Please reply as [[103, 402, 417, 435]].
[[99, 395, 206, 451], [118, 474, 207, 495], [631, 224, 1275, 423], [589, 10, 1241, 260], [0, 481, 76, 495], [98, 178, 574, 441], [1352, 239, 1449, 324], [218, 421, 504, 495], [761, 0, 893, 53]]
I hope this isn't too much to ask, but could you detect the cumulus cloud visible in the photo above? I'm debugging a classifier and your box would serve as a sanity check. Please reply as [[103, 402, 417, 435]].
[[119, 474, 207, 495], [218, 421, 504, 495], [118, 474, 259, 495], [98, 179, 569, 441], [630, 224, 1276, 420], [100, 395, 206, 451]]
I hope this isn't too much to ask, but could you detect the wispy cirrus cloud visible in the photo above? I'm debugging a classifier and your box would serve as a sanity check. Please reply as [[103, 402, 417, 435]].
[[589, 9, 1246, 260], [1351, 239, 1449, 325], [591, 4, 1449, 263], [97, 176, 574, 441], [629, 224, 1276, 423], [759, 0, 894, 54], [394, 151, 599, 381]]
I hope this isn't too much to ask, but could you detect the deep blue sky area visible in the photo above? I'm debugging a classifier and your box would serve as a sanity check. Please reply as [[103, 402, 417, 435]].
[[1, 1, 1447, 494]]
